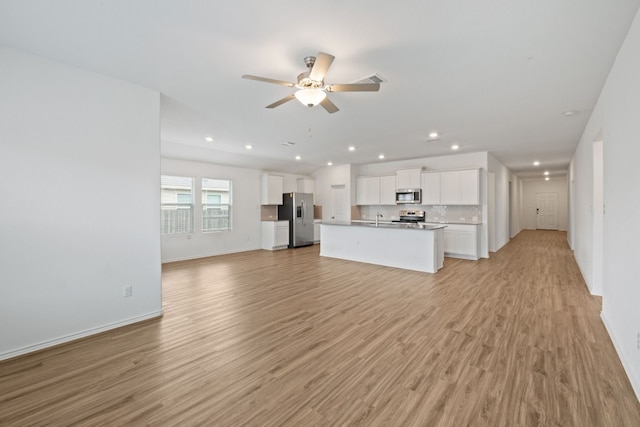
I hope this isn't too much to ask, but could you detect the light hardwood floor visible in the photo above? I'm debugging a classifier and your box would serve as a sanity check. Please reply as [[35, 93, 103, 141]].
[[1, 230, 639, 426]]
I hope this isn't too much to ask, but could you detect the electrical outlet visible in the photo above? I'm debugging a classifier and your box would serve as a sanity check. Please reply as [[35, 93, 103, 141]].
[[123, 285, 133, 298]]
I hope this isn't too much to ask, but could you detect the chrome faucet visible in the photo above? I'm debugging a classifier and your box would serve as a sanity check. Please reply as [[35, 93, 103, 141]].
[[376, 212, 383, 226]]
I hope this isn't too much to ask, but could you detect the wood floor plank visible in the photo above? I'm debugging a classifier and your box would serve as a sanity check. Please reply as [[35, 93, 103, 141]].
[[1, 230, 639, 426]]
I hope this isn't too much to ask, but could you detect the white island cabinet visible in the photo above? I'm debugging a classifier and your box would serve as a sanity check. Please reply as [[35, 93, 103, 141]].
[[320, 222, 445, 273]]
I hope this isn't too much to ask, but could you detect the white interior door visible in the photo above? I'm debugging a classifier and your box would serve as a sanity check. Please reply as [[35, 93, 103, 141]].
[[330, 184, 348, 221], [536, 192, 559, 230]]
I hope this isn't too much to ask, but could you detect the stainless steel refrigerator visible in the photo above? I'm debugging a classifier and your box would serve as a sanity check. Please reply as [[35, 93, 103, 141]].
[[278, 192, 314, 248]]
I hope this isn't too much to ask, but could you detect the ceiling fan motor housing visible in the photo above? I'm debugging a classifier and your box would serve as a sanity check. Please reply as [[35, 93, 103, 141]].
[[296, 71, 323, 89]]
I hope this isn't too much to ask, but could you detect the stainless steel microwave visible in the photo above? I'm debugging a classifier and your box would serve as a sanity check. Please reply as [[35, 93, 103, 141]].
[[395, 188, 422, 204]]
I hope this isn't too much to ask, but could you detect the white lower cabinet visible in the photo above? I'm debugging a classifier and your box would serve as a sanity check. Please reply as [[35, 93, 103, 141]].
[[430, 223, 480, 260], [313, 220, 321, 243], [261, 221, 289, 250]]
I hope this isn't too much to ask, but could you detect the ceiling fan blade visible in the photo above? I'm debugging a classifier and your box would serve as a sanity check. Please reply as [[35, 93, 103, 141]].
[[266, 94, 296, 109], [242, 74, 295, 87], [320, 97, 339, 114], [309, 52, 335, 81], [325, 83, 380, 92]]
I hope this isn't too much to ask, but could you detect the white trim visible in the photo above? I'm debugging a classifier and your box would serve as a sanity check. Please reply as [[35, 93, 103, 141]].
[[601, 312, 640, 402], [161, 247, 261, 264], [0, 310, 164, 361]]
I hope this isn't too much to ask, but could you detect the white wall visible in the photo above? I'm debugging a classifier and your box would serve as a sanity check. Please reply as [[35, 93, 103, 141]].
[[160, 159, 308, 262], [570, 8, 640, 400], [601, 7, 640, 401], [488, 154, 513, 251], [313, 164, 354, 221], [509, 174, 522, 238], [520, 178, 569, 231], [161, 159, 306, 262], [570, 131, 596, 292], [0, 47, 162, 360]]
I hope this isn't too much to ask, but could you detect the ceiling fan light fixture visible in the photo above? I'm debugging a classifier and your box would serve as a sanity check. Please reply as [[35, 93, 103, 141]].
[[295, 89, 327, 107]]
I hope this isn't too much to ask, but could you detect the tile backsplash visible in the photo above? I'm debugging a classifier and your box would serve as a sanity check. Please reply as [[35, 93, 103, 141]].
[[357, 205, 482, 224]]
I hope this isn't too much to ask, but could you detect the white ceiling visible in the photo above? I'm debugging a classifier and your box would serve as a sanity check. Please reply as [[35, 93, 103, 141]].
[[2, 1, 639, 178]]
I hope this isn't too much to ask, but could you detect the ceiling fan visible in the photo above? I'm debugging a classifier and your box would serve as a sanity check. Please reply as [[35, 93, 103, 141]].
[[242, 52, 380, 114]]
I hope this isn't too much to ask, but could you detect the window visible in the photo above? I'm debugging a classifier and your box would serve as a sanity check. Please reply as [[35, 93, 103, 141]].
[[161, 175, 194, 234], [202, 178, 232, 232]]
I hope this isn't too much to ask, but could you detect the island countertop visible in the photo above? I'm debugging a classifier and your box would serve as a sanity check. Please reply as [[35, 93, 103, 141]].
[[322, 220, 447, 231]]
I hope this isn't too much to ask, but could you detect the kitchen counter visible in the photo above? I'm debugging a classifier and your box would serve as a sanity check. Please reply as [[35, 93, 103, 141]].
[[325, 220, 447, 230], [320, 221, 445, 273]]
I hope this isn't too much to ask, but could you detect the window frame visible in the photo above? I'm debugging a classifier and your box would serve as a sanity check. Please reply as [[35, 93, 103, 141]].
[[201, 178, 232, 233], [160, 175, 194, 235]]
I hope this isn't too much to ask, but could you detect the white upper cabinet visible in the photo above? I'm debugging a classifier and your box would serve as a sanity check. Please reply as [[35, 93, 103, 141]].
[[356, 176, 381, 205], [379, 176, 397, 205], [440, 169, 480, 205], [421, 172, 441, 205], [357, 176, 396, 205], [261, 174, 283, 205], [396, 168, 421, 189], [458, 170, 480, 205], [296, 178, 315, 194], [297, 177, 315, 203]]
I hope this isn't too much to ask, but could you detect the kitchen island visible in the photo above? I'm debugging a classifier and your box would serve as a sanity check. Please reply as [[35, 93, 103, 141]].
[[320, 221, 446, 273]]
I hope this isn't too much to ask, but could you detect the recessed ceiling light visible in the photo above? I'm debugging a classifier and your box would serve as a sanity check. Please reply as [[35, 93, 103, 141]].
[[533, 161, 540, 166], [563, 111, 576, 116], [205, 137, 214, 142], [429, 132, 438, 139], [544, 171, 549, 176], [348, 146, 356, 151], [327, 161, 333, 166], [545, 177, 550, 181], [245, 144, 253, 150], [295, 155, 301, 160], [451, 144, 459, 150], [378, 154, 385, 159]]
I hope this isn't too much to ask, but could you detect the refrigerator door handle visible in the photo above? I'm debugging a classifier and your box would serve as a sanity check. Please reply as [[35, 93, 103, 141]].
[[301, 200, 305, 225]]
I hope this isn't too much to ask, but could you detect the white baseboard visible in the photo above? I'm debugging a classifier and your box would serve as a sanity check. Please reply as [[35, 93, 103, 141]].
[[0, 310, 164, 361], [601, 312, 640, 403], [161, 247, 261, 264]]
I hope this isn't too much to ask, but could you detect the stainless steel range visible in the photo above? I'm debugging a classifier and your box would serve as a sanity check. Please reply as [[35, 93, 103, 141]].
[[393, 209, 426, 223]]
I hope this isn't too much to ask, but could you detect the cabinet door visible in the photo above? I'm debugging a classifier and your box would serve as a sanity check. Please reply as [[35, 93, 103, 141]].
[[439, 171, 461, 205], [261, 175, 283, 205], [459, 170, 479, 205], [443, 230, 457, 253], [368, 178, 381, 204], [379, 176, 397, 205], [296, 178, 315, 204], [396, 168, 421, 189], [275, 223, 289, 247], [356, 176, 371, 205], [457, 230, 476, 256], [356, 177, 380, 205], [356, 177, 368, 205], [421, 172, 441, 205]]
